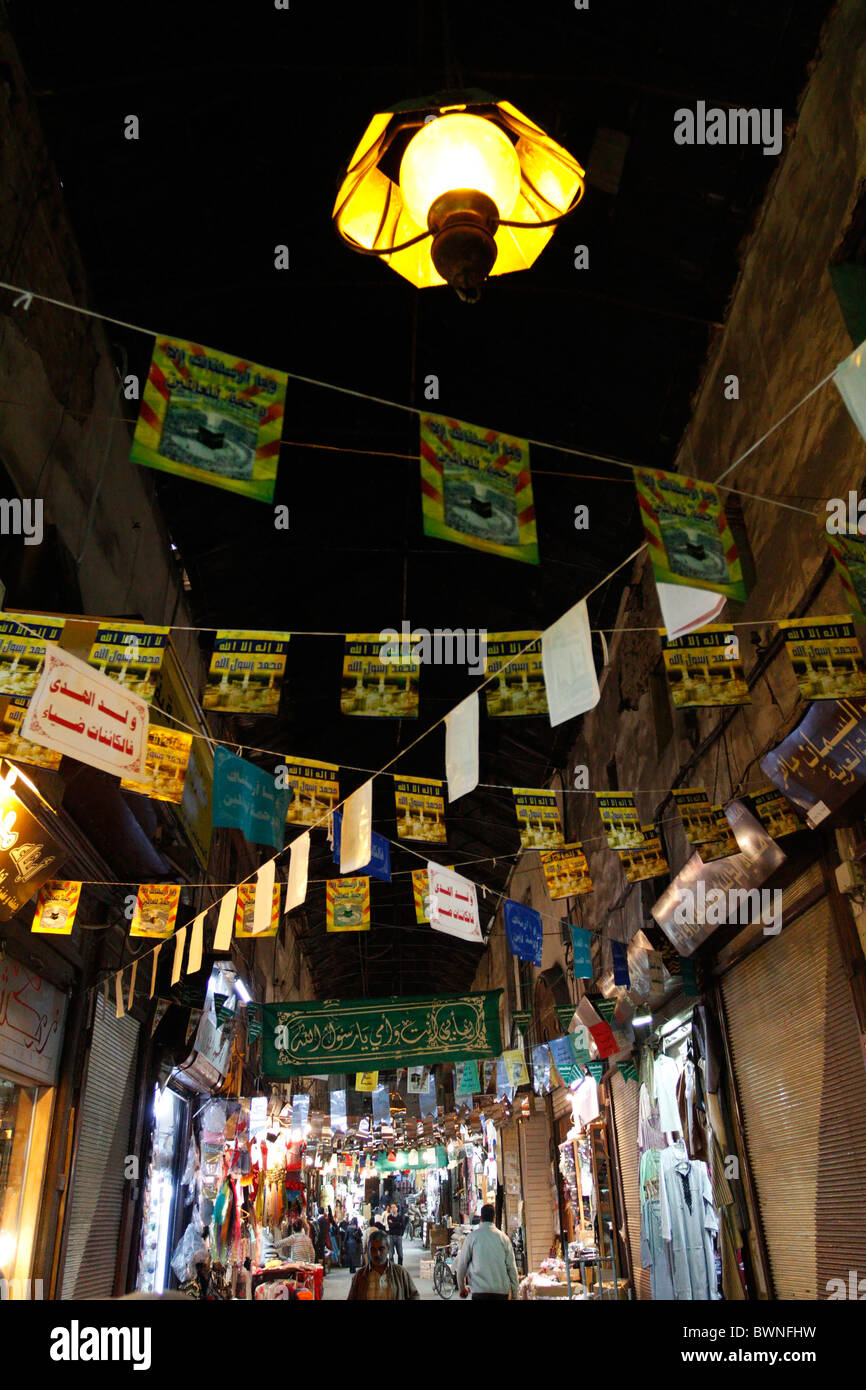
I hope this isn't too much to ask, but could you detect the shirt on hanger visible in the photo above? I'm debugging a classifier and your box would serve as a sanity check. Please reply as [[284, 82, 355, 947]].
[[572, 1074, 600, 1128], [654, 1052, 682, 1134], [659, 1145, 719, 1301]]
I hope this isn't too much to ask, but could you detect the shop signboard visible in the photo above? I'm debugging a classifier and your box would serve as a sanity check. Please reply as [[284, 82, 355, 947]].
[[263, 989, 502, 1076], [0, 958, 67, 1086]]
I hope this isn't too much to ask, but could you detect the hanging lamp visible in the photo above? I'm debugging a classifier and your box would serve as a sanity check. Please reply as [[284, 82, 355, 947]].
[[334, 90, 584, 302]]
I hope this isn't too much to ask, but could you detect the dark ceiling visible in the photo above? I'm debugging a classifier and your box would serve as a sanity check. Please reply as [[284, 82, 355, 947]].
[[7, 0, 831, 998]]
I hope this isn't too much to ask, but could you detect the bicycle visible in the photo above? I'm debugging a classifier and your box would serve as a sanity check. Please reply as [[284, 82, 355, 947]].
[[432, 1242, 458, 1299]]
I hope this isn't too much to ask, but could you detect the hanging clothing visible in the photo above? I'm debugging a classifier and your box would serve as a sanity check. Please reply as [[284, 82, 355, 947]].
[[653, 1053, 682, 1135], [676, 1059, 709, 1164], [659, 1145, 719, 1300], [639, 1149, 675, 1300], [638, 1084, 667, 1152]]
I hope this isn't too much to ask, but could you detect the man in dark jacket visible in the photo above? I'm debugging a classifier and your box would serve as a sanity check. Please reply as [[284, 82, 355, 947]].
[[343, 1218, 363, 1274], [347, 1229, 419, 1300], [387, 1203, 406, 1265]]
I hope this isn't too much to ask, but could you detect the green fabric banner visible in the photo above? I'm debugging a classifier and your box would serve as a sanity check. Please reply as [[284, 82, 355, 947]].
[[262, 990, 503, 1077]]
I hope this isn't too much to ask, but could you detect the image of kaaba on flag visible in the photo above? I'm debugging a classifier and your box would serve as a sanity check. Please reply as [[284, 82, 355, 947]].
[[420, 413, 539, 565], [634, 466, 746, 602], [131, 335, 287, 503]]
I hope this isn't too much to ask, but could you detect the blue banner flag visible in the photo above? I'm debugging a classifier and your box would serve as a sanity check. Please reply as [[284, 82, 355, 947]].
[[611, 940, 630, 987], [570, 924, 594, 979], [213, 745, 291, 849], [504, 898, 543, 966]]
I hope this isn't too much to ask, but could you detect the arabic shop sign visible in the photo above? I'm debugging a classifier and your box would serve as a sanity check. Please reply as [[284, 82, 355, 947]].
[[760, 695, 866, 826], [262, 989, 503, 1077], [21, 644, 149, 778], [0, 957, 67, 1085], [212, 745, 291, 849], [0, 781, 65, 921]]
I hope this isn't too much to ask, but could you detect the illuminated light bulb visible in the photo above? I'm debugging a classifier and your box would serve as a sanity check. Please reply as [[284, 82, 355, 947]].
[[399, 114, 521, 228]]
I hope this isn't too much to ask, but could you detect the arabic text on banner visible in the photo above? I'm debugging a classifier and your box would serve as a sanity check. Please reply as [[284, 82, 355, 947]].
[[634, 467, 747, 603], [0, 615, 65, 698], [131, 335, 287, 504], [595, 792, 645, 850], [617, 825, 669, 883], [778, 615, 866, 701], [121, 724, 192, 803], [501, 1049, 529, 1086], [0, 696, 62, 770], [284, 756, 339, 825], [748, 786, 800, 838], [263, 990, 502, 1076], [202, 630, 292, 716], [394, 775, 447, 842], [412, 864, 454, 922], [87, 623, 170, 705], [420, 413, 539, 565], [455, 1059, 480, 1097], [21, 645, 149, 779], [326, 876, 371, 932], [671, 788, 717, 844], [484, 632, 547, 716], [570, 925, 594, 980], [30, 879, 81, 935], [427, 863, 482, 942], [130, 883, 181, 939], [662, 625, 751, 708], [697, 806, 740, 862], [540, 843, 593, 899], [235, 881, 281, 938], [503, 899, 543, 966], [512, 788, 564, 850], [760, 696, 866, 822], [212, 745, 290, 849], [341, 632, 420, 718]]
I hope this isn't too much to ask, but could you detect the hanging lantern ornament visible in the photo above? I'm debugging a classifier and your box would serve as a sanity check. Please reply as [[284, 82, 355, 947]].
[[334, 91, 585, 302]]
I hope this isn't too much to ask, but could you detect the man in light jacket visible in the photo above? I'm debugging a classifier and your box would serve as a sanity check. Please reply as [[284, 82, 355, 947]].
[[456, 1205, 520, 1301]]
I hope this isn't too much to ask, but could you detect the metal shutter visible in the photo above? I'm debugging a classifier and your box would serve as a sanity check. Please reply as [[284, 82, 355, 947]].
[[721, 894, 866, 1299], [610, 1071, 649, 1299], [519, 1111, 556, 1271], [60, 994, 140, 1299]]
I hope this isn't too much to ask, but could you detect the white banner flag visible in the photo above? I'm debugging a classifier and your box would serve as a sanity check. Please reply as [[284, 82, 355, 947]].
[[286, 831, 310, 911], [541, 600, 599, 727], [340, 779, 373, 873], [22, 644, 149, 778], [213, 889, 236, 952], [445, 693, 479, 802], [427, 862, 482, 942], [657, 583, 726, 641]]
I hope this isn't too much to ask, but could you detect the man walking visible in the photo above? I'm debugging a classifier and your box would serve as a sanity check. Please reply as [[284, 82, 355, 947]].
[[387, 1202, 406, 1266], [347, 1229, 420, 1300], [456, 1205, 520, 1301]]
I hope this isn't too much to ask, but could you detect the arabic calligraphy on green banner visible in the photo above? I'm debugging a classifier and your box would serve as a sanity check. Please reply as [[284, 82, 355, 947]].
[[262, 990, 503, 1077]]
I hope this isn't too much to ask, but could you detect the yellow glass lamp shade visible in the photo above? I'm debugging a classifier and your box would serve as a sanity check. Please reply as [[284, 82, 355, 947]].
[[333, 94, 584, 302], [399, 114, 521, 228]]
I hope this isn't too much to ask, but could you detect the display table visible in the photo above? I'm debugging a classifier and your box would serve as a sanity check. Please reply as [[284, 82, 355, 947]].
[[253, 1260, 324, 1300]]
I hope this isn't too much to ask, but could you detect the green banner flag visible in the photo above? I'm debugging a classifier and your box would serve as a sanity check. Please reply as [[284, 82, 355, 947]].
[[619, 1057, 638, 1083], [511, 1009, 532, 1032], [262, 990, 503, 1077], [554, 1004, 576, 1030], [595, 998, 616, 1024], [587, 1060, 604, 1084]]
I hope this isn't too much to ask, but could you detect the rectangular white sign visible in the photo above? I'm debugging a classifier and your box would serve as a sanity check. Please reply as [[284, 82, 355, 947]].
[[21, 644, 148, 778], [427, 862, 482, 942]]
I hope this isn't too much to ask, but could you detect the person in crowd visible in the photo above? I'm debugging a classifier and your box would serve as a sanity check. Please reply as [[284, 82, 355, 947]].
[[347, 1229, 420, 1300], [343, 1217, 363, 1274], [456, 1204, 519, 1301], [387, 1202, 406, 1266], [327, 1206, 340, 1265], [280, 1217, 316, 1264], [317, 1209, 332, 1275]]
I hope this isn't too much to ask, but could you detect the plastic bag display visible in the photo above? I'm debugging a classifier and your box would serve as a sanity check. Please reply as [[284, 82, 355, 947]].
[[171, 1220, 209, 1284]]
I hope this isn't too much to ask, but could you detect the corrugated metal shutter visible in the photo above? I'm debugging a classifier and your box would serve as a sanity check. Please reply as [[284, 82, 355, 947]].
[[519, 1111, 556, 1271], [611, 1071, 649, 1298], [721, 893, 866, 1299], [60, 994, 140, 1299]]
